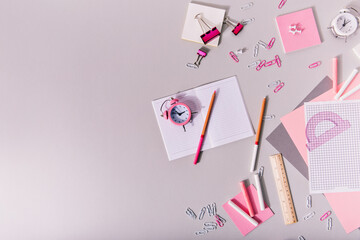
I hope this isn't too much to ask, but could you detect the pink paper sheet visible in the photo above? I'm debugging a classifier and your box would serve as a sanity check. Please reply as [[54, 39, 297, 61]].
[[276, 8, 321, 53], [281, 74, 360, 233], [222, 185, 274, 236]]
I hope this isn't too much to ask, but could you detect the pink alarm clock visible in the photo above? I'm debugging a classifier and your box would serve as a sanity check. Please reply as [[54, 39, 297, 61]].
[[161, 98, 192, 131]]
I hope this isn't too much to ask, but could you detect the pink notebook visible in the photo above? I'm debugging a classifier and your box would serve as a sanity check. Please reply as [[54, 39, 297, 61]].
[[276, 8, 321, 53], [223, 185, 274, 236], [281, 74, 360, 233]]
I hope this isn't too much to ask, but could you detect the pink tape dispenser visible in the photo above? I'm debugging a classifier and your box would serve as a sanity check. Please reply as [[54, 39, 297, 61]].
[[195, 14, 221, 44], [224, 17, 244, 35]]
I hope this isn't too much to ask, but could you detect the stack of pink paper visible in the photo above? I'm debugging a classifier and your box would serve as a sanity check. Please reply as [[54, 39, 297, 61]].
[[280, 74, 360, 233]]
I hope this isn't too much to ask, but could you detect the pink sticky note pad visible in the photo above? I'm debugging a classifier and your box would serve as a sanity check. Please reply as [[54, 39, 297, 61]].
[[281, 74, 360, 233], [276, 8, 321, 53], [223, 185, 274, 236]]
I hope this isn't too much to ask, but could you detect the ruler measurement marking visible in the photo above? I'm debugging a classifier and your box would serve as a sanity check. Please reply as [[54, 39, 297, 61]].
[[270, 153, 297, 225]]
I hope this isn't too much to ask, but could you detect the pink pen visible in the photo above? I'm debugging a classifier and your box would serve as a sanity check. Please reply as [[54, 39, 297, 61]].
[[194, 91, 216, 165]]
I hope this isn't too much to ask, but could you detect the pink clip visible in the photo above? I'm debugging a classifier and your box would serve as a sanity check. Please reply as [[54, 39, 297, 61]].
[[274, 82, 284, 93], [264, 59, 277, 67], [229, 51, 239, 62], [320, 211, 331, 221], [308, 61, 321, 69], [215, 214, 224, 227], [256, 60, 266, 71], [278, 0, 287, 9], [275, 55, 281, 67], [201, 27, 221, 44], [267, 37, 275, 49], [197, 49, 207, 57]]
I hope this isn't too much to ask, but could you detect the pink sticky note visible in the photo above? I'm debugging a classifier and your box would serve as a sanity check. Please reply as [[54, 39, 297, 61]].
[[276, 8, 321, 53], [281, 74, 360, 233], [223, 185, 274, 236]]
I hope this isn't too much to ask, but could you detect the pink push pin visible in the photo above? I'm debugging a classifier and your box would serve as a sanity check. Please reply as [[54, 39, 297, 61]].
[[224, 17, 244, 35], [195, 14, 221, 44]]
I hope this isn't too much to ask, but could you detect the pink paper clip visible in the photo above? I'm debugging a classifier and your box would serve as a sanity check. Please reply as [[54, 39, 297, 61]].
[[267, 37, 275, 49], [215, 214, 225, 227], [224, 17, 244, 35], [275, 55, 281, 67], [195, 14, 221, 44], [274, 82, 284, 93], [308, 61, 321, 69], [320, 211, 331, 221], [264, 59, 277, 67], [278, 0, 287, 9], [229, 51, 239, 62], [256, 60, 266, 71]]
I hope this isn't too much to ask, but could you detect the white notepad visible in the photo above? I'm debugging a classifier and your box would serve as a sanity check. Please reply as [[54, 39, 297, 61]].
[[181, 2, 225, 47], [152, 76, 254, 161], [305, 100, 360, 193]]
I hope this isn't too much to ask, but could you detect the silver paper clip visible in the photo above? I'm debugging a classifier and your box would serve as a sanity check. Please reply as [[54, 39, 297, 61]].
[[303, 211, 315, 220], [240, 2, 254, 10], [327, 217, 332, 230], [212, 202, 217, 216], [195, 230, 208, 236], [253, 44, 259, 57], [308, 61, 321, 69], [199, 207, 206, 220], [263, 114, 275, 120], [248, 60, 261, 69], [258, 166, 264, 178], [320, 211, 331, 221], [267, 80, 281, 88], [186, 207, 197, 220], [298, 236, 305, 240], [258, 40, 268, 48], [203, 222, 217, 231], [241, 18, 255, 25], [207, 204, 213, 216], [306, 195, 312, 208]]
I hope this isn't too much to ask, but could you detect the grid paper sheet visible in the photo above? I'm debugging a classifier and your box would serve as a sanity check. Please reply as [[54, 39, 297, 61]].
[[305, 100, 360, 193]]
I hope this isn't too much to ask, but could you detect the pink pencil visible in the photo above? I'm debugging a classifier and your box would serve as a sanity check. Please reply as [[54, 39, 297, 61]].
[[333, 57, 338, 93], [194, 91, 216, 165], [240, 181, 255, 217]]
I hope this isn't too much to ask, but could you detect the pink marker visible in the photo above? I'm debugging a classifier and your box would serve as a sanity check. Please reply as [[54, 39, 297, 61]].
[[240, 181, 255, 217]]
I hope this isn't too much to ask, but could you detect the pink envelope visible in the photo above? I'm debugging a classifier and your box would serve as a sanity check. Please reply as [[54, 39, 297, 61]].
[[276, 8, 321, 53], [223, 185, 274, 236], [281, 74, 360, 233]]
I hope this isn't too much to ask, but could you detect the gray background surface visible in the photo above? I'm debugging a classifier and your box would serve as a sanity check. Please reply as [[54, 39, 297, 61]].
[[1, 0, 360, 239]]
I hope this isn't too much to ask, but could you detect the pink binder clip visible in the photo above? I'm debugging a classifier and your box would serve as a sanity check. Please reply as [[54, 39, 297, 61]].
[[256, 60, 266, 71], [267, 37, 276, 49], [195, 14, 221, 44], [229, 51, 239, 62], [275, 55, 281, 67], [224, 17, 244, 35], [320, 211, 332, 221], [186, 48, 208, 69], [278, 0, 287, 9], [308, 61, 321, 69], [274, 82, 284, 93]]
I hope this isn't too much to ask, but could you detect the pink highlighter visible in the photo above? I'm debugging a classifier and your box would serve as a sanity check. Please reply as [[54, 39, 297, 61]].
[[240, 181, 255, 217]]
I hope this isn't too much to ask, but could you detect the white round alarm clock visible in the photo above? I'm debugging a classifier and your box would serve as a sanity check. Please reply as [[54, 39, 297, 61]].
[[329, 7, 360, 41]]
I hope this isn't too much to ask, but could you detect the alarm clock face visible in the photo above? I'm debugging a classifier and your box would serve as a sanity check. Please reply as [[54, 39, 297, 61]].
[[334, 12, 358, 36], [169, 103, 191, 126]]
